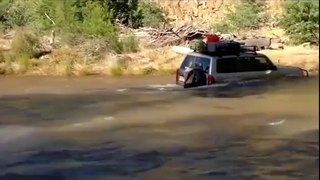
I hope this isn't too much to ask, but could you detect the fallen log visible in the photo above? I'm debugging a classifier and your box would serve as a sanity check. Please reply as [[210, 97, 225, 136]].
[[240, 38, 272, 50]]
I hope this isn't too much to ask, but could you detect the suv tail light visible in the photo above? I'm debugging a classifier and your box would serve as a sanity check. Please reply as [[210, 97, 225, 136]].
[[207, 75, 215, 85], [175, 69, 179, 84]]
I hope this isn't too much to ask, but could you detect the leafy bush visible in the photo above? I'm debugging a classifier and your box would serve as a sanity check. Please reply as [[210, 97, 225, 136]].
[[280, 0, 319, 44], [134, 1, 167, 28], [1, 0, 167, 29], [9, 30, 37, 60], [5, 30, 37, 72], [79, 2, 116, 38], [212, 0, 265, 33], [32, 0, 78, 32], [0, 0, 10, 22], [0, 0, 34, 27], [120, 35, 139, 53], [0, 0, 163, 54]]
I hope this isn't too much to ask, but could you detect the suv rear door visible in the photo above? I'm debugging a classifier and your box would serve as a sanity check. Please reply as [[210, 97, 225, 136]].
[[177, 54, 196, 84], [215, 56, 248, 83], [177, 54, 212, 85], [236, 56, 265, 80]]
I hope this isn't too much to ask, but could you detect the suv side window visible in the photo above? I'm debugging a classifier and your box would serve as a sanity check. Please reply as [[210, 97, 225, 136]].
[[195, 56, 211, 73], [253, 56, 275, 71], [180, 55, 195, 70], [216, 57, 238, 73], [217, 55, 276, 73], [237, 56, 255, 72]]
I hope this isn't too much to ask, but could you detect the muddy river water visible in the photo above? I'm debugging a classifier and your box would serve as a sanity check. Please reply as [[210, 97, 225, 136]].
[[0, 76, 318, 180]]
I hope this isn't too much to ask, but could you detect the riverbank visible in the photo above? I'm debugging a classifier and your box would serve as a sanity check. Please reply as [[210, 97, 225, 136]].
[[0, 45, 318, 77], [0, 43, 319, 77], [0, 0, 318, 77]]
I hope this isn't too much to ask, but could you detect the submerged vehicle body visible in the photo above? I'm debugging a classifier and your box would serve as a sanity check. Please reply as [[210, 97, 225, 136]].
[[175, 39, 309, 89]]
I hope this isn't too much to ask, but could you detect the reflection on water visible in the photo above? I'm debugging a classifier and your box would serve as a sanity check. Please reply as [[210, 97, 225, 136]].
[[0, 76, 318, 180]]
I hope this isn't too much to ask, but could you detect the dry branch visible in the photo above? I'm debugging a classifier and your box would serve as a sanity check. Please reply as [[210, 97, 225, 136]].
[[44, 12, 56, 45], [133, 23, 210, 47]]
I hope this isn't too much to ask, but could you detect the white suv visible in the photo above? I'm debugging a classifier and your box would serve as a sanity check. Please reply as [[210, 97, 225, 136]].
[[175, 51, 308, 88]]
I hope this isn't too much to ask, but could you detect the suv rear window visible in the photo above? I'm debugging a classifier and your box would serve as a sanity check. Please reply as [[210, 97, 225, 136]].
[[180, 55, 195, 70], [195, 56, 211, 73]]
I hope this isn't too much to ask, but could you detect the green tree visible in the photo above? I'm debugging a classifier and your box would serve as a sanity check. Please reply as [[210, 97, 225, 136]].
[[280, 0, 319, 44], [134, 1, 166, 28], [0, 0, 34, 27], [0, 0, 164, 54], [212, 0, 265, 33], [0, 0, 167, 29], [72, 0, 137, 26], [0, 0, 10, 22], [79, 1, 116, 38]]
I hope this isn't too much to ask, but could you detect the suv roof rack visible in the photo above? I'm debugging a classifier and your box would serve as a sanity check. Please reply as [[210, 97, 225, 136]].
[[191, 40, 258, 56], [240, 45, 258, 55], [198, 45, 258, 57], [201, 51, 240, 57]]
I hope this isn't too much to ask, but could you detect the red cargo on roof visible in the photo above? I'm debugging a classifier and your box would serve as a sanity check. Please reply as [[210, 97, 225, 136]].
[[207, 34, 220, 43]]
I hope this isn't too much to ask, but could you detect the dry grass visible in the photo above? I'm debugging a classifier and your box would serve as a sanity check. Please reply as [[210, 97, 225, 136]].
[[0, 42, 318, 76], [28, 48, 105, 76], [0, 30, 37, 75], [123, 46, 183, 75]]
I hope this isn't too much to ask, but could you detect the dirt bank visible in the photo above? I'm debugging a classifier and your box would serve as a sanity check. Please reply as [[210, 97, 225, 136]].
[[261, 46, 319, 74], [153, 0, 283, 25], [123, 45, 319, 76]]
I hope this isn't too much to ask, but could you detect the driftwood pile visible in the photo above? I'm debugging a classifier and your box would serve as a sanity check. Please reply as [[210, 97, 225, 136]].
[[132, 24, 286, 50], [133, 24, 209, 47]]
